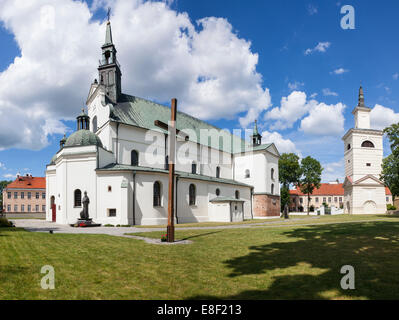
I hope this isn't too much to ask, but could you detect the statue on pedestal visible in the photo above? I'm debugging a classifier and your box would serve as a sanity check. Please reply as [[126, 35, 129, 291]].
[[80, 191, 90, 220]]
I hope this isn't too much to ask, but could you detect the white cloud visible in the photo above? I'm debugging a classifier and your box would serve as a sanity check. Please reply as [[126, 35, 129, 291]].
[[262, 131, 300, 155], [310, 93, 318, 99], [3, 173, 15, 179], [265, 91, 310, 130], [370, 104, 399, 130], [322, 88, 338, 96], [288, 81, 304, 90], [0, 162, 5, 170], [321, 159, 344, 183], [300, 102, 346, 136], [331, 68, 348, 75], [304, 42, 331, 55], [393, 73, 399, 80], [0, 0, 271, 149]]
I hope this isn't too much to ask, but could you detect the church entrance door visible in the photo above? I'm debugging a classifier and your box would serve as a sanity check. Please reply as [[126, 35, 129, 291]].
[[51, 196, 56, 222]]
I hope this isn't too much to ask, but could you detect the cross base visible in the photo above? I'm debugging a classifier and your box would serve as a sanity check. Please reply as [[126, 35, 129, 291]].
[[167, 225, 175, 243]]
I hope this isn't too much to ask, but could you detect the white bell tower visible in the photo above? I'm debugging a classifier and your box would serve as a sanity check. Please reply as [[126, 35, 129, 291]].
[[342, 86, 386, 214]]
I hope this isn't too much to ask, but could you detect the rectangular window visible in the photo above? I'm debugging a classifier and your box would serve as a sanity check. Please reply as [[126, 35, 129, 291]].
[[36, 192, 39, 199], [28, 192, 31, 199], [7, 192, 11, 199], [366, 163, 371, 167], [35, 205, 39, 212], [28, 205, 31, 212], [339, 197, 343, 202], [108, 209, 116, 217], [14, 205, 18, 212], [21, 205, 25, 212], [42, 205, 46, 212], [328, 197, 332, 203], [387, 197, 389, 202], [315, 197, 319, 203], [323, 197, 326, 203], [14, 192, 18, 199], [21, 192, 24, 199], [42, 193, 46, 199], [334, 197, 338, 203], [300, 198, 303, 204], [7, 205, 11, 212]]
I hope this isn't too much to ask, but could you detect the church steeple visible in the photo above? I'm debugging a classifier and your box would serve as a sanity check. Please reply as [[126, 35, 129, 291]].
[[251, 120, 262, 146], [352, 85, 371, 129], [358, 85, 365, 107], [98, 16, 122, 104]]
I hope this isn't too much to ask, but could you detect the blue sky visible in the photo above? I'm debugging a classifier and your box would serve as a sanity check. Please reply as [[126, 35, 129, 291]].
[[0, 0, 398, 182]]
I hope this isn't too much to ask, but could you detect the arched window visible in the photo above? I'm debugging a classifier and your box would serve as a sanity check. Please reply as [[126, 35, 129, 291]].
[[131, 150, 139, 166], [153, 181, 161, 207], [216, 188, 221, 196], [235, 190, 240, 200], [271, 184, 275, 195], [245, 169, 250, 178], [361, 140, 375, 148], [347, 144, 351, 150], [189, 184, 196, 206], [271, 168, 275, 180], [192, 162, 197, 174], [216, 166, 220, 178], [74, 189, 82, 207], [92, 116, 98, 133]]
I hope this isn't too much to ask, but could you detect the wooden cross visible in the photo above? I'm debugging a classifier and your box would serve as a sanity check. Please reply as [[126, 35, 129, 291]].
[[154, 99, 188, 242]]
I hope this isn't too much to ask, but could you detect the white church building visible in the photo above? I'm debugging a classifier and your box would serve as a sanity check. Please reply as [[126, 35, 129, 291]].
[[342, 86, 387, 214], [45, 19, 281, 226]]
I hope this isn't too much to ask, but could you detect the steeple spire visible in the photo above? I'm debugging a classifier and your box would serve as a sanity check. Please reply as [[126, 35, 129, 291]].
[[98, 14, 122, 103], [251, 120, 262, 146], [358, 85, 365, 107]]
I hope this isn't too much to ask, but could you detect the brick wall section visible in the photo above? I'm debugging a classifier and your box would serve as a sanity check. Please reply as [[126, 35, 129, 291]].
[[253, 194, 280, 217]]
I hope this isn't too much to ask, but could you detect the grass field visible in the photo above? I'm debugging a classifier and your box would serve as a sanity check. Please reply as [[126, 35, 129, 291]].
[[1, 215, 399, 299]]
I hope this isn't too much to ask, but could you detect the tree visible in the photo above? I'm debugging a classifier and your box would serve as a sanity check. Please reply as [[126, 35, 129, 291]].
[[381, 123, 399, 200], [299, 156, 323, 215], [278, 153, 302, 212]]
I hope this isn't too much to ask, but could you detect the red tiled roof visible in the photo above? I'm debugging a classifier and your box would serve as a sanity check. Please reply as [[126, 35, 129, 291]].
[[290, 183, 392, 196], [5, 176, 46, 189]]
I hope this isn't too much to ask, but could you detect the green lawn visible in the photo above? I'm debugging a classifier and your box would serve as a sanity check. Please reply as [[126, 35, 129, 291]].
[[1, 215, 399, 299]]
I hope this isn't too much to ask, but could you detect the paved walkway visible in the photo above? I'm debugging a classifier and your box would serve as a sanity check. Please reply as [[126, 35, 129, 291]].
[[10, 217, 387, 245]]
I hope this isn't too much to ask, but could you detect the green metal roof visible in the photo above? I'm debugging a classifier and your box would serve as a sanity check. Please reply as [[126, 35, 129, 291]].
[[65, 130, 103, 148], [96, 163, 252, 187], [112, 94, 248, 153]]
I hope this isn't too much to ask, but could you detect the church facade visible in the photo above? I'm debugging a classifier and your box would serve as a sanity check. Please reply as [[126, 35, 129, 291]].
[[45, 20, 281, 226], [342, 87, 386, 214]]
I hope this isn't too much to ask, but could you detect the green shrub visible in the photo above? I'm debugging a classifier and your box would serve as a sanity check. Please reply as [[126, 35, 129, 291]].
[[103, 224, 115, 227], [387, 204, 397, 211], [0, 217, 14, 228]]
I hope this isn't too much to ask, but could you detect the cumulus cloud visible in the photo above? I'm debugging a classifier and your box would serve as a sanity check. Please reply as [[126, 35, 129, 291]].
[[393, 73, 399, 80], [265, 91, 310, 130], [262, 131, 300, 155], [300, 102, 346, 135], [0, 0, 271, 149], [304, 42, 331, 55], [370, 104, 399, 130]]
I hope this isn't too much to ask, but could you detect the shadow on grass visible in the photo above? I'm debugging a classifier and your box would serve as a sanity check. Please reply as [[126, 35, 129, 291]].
[[181, 231, 222, 241], [189, 221, 399, 300]]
